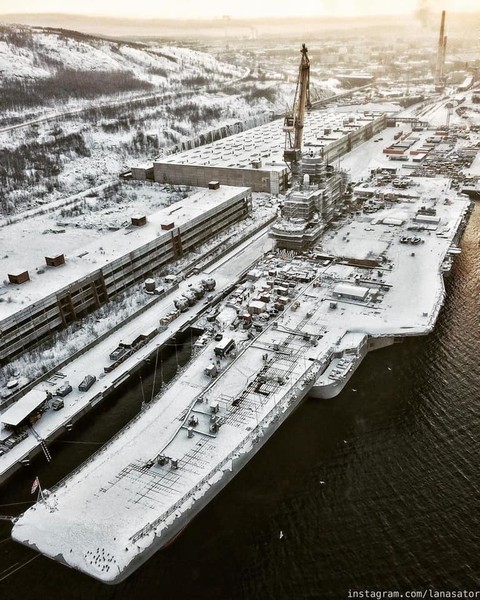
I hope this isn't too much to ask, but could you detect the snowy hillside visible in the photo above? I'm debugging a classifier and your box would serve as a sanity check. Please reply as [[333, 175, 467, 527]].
[[0, 24, 242, 84], [0, 24, 339, 217], [0, 24, 295, 216], [0, 24, 247, 120]]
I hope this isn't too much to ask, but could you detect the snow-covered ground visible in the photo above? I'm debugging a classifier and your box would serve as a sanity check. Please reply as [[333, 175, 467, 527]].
[[0, 24, 340, 217], [0, 25, 243, 95], [0, 26, 264, 215], [0, 92, 272, 214]]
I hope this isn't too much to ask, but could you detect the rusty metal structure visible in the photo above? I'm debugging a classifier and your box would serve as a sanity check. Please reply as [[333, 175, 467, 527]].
[[283, 43, 311, 166]]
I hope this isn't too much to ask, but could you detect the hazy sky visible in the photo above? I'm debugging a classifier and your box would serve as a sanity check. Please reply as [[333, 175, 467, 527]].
[[0, 0, 478, 19]]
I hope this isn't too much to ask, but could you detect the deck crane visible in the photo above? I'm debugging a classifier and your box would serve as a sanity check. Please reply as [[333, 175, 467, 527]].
[[283, 43, 312, 168]]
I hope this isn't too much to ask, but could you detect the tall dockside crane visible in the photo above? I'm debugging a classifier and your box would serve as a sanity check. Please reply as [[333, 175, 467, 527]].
[[283, 43, 311, 167]]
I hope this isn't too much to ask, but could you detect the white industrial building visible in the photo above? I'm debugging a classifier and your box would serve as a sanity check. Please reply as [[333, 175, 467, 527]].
[[333, 283, 370, 301], [131, 110, 387, 194]]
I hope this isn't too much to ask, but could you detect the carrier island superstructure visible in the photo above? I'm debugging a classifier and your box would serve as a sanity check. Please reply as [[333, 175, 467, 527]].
[[12, 172, 471, 582]]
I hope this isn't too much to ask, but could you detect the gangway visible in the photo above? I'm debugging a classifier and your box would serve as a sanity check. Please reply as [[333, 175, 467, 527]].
[[29, 426, 52, 463]]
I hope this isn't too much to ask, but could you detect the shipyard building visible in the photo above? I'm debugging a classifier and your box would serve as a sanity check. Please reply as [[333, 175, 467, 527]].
[[133, 111, 387, 193], [2, 111, 388, 364], [0, 186, 251, 364]]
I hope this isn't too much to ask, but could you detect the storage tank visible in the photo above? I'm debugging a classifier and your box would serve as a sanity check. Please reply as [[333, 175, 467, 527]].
[[144, 278, 156, 293]]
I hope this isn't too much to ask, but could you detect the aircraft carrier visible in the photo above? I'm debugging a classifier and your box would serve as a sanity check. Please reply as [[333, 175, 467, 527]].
[[11, 171, 471, 582]]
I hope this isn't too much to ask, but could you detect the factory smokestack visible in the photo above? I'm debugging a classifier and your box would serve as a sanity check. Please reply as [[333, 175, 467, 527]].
[[438, 10, 445, 44], [434, 11, 447, 90], [442, 35, 447, 82]]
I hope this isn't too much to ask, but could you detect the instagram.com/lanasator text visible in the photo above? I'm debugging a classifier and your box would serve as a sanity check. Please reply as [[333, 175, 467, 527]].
[[348, 590, 480, 599]]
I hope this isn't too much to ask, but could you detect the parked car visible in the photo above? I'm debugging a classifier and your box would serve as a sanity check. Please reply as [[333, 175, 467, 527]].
[[78, 375, 96, 392], [109, 346, 128, 361], [52, 399, 64, 411]]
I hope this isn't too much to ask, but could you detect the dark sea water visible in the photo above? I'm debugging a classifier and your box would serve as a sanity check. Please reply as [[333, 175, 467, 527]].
[[1, 205, 479, 600]]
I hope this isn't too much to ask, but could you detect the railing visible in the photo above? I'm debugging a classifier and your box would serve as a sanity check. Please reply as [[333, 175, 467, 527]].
[[426, 288, 446, 332], [46, 346, 205, 496]]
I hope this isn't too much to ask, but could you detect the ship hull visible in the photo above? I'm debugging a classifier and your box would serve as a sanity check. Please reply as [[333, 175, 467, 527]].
[[309, 336, 395, 399]]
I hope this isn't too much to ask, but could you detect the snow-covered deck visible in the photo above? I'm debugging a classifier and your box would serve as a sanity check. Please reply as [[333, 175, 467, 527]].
[[12, 280, 340, 582]]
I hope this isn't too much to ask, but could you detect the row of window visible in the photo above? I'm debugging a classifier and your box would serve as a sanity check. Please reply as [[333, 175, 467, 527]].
[[0, 195, 250, 363]]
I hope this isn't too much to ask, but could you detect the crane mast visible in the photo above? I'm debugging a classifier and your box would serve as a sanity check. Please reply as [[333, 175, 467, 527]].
[[284, 43, 311, 166]]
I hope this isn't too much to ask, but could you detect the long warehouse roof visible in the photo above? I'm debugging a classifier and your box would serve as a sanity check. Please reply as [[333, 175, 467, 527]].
[[155, 110, 387, 170], [0, 185, 250, 323]]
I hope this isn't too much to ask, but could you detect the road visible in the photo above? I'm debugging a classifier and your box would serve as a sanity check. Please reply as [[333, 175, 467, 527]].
[[0, 182, 115, 229], [0, 68, 252, 135]]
